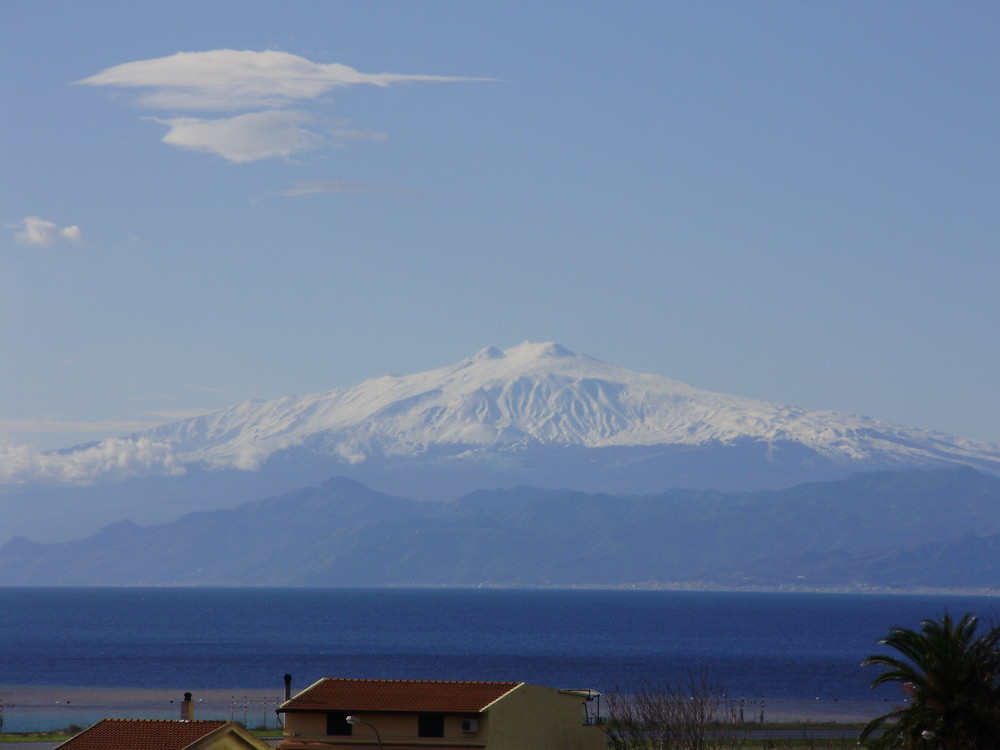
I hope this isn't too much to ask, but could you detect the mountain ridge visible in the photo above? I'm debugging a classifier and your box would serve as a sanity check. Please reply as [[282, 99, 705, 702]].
[[3, 467, 998, 590]]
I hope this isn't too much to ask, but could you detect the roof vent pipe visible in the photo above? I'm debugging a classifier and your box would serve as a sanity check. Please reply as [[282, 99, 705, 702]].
[[284, 674, 292, 702], [181, 692, 194, 722]]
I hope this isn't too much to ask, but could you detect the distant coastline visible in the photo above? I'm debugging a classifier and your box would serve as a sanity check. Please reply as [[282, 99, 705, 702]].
[[0, 686, 285, 734], [368, 581, 1000, 597], [3, 582, 998, 596]]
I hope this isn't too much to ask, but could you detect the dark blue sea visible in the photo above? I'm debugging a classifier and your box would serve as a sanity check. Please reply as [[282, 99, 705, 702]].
[[1, 588, 997, 731]]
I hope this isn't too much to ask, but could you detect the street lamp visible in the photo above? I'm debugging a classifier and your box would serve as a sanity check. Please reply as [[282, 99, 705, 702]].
[[346, 715, 384, 750]]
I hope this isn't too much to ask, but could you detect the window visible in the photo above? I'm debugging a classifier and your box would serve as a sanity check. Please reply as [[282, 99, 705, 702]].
[[418, 714, 444, 737], [326, 712, 352, 736]]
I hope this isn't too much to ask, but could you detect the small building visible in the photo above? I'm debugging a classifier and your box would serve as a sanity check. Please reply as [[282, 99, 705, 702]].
[[277, 678, 604, 750], [54, 718, 273, 750]]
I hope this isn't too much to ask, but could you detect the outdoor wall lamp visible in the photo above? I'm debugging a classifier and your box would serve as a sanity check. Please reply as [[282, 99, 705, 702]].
[[346, 715, 385, 750]]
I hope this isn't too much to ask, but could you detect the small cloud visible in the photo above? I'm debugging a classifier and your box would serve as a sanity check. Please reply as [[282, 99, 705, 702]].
[[154, 110, 323, 163], [77, 49, 493, 111], [0, 436, 184, 484], [278, 179, 421, 198], [11, 217, 82, 246]]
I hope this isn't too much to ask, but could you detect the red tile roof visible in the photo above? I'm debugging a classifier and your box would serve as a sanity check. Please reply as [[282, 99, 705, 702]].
[[280, 678, 522, 714], [56, 719, 230, 750]]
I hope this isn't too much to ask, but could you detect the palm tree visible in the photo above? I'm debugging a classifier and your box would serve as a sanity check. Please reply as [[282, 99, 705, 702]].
[[859, 612, 1000, 749]]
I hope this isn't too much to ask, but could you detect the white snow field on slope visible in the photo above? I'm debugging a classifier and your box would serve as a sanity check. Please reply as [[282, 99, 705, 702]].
[[4, 341, 997, 485]]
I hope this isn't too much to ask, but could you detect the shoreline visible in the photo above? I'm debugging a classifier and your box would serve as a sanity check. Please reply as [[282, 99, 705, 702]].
[[0, 685, 888, 733], [0, 686, 286, 734], [2, 583, 998, 596]]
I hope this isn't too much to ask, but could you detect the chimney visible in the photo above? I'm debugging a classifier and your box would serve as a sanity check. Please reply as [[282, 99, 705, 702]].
[[284, 674, 292, 702], [181, 692, 194, 722]]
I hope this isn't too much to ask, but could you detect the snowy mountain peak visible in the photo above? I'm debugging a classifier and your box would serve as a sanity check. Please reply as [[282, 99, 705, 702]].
[[506, 340, 575, 360], [470, 345, 504, 361], [461, 342, 591, 372], [127, 341, 998, 473], [6, 342, 1000, 487]]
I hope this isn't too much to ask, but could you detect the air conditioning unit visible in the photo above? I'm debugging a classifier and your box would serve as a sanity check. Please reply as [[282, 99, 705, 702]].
[[460, 719, 479, 733]]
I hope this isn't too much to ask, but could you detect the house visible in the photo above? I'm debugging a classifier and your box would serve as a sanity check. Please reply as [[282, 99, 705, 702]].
[[54, 718, 273, 750], [277, 678, 605, 750]]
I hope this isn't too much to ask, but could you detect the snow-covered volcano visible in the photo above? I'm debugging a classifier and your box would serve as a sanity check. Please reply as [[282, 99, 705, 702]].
[[4, 342, 1000, 543], [131, 340, 996, 475], [11, 341, 1000, 485]]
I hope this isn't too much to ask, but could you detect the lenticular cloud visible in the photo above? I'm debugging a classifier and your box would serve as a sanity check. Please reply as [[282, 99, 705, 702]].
[[157, 110, 324, 163], [78, 49, 489, 111], [77, 49, 491, 164]]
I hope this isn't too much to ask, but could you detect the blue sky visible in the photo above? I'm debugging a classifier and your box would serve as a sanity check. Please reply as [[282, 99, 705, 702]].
[[2, 1, 999, 451]]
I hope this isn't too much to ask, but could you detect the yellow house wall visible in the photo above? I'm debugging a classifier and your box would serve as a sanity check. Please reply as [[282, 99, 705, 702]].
[[280, 686, 603, 750], [346, 713, 410, 739], [444, 713, 489, 741], [194, 735, 255, 750], [283, 712, 326, 737], [190, 724, 272, 750], [483, 684, 604, 750], [281, 711, 489, 746], [326, 713, 488, 743]]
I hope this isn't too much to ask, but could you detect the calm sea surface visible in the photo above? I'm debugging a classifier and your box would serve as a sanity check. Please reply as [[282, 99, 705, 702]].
[[1, 588, 997, 731]]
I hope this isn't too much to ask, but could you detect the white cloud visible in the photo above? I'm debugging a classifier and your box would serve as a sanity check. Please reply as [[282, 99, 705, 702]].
[[155, 110, 324, 163], [77, 49, 492, 164], [78, 49, 490, 111], [0, 436, 185, 484], [151, 111, 390, 164], [12, 216, 82, 245]]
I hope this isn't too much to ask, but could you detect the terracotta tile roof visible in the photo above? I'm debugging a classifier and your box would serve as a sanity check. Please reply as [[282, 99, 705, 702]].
[[279, 678, 522, 714], [56, 719, 230, 750]]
